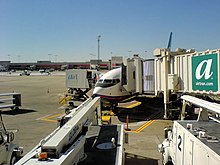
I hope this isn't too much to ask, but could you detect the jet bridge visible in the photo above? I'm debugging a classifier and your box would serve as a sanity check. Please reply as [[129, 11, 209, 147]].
[[16, 97, 125, 165]]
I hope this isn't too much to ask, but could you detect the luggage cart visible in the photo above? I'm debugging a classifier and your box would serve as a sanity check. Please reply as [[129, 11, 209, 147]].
[[0, 93, 21, 110]]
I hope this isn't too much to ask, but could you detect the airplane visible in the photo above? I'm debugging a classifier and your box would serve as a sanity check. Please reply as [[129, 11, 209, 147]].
[[93, 32, 173, 107], [92, 67, 131, 105]]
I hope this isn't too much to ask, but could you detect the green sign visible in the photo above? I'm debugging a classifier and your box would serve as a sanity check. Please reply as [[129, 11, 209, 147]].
[[192, 53, 218, 91]]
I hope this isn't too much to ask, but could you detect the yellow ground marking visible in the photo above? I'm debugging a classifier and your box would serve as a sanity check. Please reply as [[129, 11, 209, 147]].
[[136, 120, 155, 133], [126, 101, 141, 108], [40, 113, 64, 123], [59, 96, 72, 105], [117, 100, 141, 109], [120, 95, 136, 102], [125, 111, 162, 133], [125, 119, 156, 133]]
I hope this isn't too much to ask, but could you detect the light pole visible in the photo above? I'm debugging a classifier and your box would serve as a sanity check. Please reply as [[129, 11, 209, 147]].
[[97, 35, 101, 65]]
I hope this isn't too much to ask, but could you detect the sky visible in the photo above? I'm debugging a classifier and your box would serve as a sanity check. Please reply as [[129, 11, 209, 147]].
[[0, 0, 220, 62]]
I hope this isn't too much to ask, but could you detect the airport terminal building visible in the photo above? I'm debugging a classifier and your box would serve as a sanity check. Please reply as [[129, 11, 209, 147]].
[[0, 56, 124, 71], [0, 60, 111, 71]]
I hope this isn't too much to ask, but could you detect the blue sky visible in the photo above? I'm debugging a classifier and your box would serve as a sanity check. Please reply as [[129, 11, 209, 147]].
[[0, 0, 220, 62]]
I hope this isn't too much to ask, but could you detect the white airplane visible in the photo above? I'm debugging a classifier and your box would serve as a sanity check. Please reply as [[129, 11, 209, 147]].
[[93, 32, 173, 107], [92, 67, 131, 105]]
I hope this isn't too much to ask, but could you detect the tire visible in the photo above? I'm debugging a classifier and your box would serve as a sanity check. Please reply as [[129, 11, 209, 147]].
[[10, 153, 17, 165], [15, 107, 19, 110], [165, 160, 173, 165], [0, 134, 4, 144], [162, 148, 171, 165], [11, 107, 19, 110]]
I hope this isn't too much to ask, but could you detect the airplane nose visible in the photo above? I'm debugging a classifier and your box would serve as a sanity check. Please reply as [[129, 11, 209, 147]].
[[92, 87, 102, 98], [92, 86, 99, 95]]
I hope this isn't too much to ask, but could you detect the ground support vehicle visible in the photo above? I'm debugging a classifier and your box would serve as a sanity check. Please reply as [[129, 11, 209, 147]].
[[16, 97, 125, 165], [0, 93, 21, 111], [158, 95, 220, 165], [0, 112, 23, 165], [66, 69, 101, 101]]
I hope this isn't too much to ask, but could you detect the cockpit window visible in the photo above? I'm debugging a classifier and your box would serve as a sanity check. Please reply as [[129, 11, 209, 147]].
[[95, 78, 120, 88]]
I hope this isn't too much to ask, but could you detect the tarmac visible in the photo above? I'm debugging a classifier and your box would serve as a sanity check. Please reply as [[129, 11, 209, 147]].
[[0, 71, 172, 165]]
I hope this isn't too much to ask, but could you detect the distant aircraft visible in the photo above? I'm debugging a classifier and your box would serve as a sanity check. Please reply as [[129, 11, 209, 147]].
[[92, 67, 131, 105]]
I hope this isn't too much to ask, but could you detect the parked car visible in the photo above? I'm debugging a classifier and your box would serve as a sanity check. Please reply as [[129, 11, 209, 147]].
[[19, 70, 31, 76]]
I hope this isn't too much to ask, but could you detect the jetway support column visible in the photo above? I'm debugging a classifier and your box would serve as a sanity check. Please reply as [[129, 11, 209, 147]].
[[162, 49, 170, 119]]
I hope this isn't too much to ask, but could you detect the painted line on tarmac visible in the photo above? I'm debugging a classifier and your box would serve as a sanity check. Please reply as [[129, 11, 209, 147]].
[[136, 120, 155, 133], [58, 105, 67, 109], [37, 113, 64, 123], [125, 120, 156, 133], [36, 114, 52, 120], [125, 111, 162, 133], [40, 118, 57, 123]]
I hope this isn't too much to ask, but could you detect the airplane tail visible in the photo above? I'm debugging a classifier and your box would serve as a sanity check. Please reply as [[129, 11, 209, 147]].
[[167, 32, 173, 50]]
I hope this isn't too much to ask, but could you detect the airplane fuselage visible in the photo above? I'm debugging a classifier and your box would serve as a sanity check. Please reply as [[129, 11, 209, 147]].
[[93, 68, 131, 104]]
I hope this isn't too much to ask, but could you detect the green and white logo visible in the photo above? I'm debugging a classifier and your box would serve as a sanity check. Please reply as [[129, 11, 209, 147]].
[[192, 53, 218, 91]]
